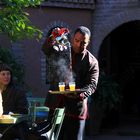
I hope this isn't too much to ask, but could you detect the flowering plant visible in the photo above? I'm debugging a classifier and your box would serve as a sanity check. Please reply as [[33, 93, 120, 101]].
[[48, 27, 70, 51]]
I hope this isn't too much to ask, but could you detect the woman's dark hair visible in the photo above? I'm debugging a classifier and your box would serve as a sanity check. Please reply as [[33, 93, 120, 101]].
[[0, 62, 12, 73]]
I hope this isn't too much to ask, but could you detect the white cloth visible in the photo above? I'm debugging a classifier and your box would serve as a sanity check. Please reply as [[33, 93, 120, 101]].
[[0, 93, 3, 116]]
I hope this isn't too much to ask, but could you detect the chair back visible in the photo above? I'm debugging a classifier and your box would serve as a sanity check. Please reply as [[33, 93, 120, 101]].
[[27, 97, 46, 107], [39, 107, 65, 140], [35, 106, 50, 121], [49, 108, 65, 140], [29, 105, 49, 128]]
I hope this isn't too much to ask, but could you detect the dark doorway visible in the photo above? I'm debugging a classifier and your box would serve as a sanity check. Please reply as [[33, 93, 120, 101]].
[[98, 20, 140, 128]]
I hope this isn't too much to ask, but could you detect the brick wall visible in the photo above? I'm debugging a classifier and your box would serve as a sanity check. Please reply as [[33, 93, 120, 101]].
[[1, 0, 140, 97], [91, 0, 140, 57]]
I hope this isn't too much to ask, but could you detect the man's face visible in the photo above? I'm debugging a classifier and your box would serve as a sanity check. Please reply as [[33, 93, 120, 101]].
[[72, 31, 90, 54], [0, 71, 11, 86]]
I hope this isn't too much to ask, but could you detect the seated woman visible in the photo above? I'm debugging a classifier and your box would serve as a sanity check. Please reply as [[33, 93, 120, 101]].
[[0, 62, 29, 140]]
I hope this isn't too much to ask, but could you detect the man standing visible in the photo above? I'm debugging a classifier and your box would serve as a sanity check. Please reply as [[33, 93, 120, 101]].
[[58, 26, 99, 140], [42, 26, 99, 140]]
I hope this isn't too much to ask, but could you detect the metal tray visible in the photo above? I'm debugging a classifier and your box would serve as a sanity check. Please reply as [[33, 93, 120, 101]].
[[48, 89, 86, 94]]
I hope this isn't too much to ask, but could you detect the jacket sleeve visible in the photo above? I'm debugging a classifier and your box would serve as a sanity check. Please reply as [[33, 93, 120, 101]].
[[82, 56, 99, 98]]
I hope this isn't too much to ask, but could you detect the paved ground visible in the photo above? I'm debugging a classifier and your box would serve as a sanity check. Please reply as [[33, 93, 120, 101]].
[[85, 135, 140, 140], [84, 115, 140, 140]]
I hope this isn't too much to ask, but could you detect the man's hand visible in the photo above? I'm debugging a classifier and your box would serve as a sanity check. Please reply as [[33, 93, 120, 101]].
[[64, 92, 87, 101]]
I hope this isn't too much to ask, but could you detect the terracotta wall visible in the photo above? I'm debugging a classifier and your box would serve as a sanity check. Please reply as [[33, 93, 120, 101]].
[[20, 7, 93, 97]]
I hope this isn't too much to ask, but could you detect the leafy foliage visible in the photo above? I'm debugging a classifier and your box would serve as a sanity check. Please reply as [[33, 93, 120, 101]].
[[0, 46, 24, 84], [93, 71, 122, 111], [0, 0, 44, 41]]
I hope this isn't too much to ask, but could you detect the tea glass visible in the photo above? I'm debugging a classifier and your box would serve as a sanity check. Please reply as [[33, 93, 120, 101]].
[[58, 82, 65, 91], [69, 82, 76, 91]]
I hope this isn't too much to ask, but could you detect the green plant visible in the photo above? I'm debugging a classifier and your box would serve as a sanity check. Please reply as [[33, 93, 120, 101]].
[[93, 71, 122, 111], [86, 72, 122, 135], [0, 46, 24, 84], [0, 0, 43, 41]]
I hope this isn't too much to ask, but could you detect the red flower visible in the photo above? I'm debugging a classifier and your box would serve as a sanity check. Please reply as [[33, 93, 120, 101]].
[[46, 27, 70, 48]]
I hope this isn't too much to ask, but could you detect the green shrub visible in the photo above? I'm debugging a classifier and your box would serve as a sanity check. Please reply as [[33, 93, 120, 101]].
[[93, 71, 122, 111], [0, 46, 24, 84]]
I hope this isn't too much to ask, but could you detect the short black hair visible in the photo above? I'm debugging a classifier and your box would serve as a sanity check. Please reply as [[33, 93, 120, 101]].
[[74, 26, 91, 38], [0, 62, 12, 73]]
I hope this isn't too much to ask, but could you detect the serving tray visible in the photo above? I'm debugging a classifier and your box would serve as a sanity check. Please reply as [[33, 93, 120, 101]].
[[48, 89, 86, 94]]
